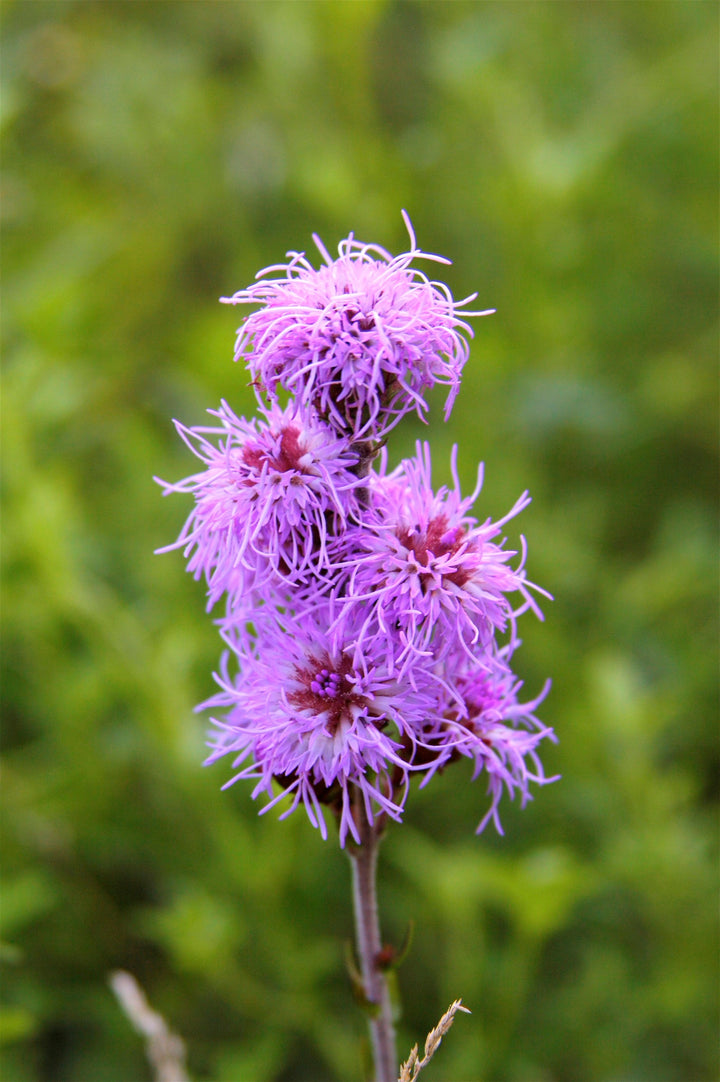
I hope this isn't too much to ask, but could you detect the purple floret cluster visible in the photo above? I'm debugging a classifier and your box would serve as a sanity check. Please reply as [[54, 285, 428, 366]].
[[158, 215, 556, 845]]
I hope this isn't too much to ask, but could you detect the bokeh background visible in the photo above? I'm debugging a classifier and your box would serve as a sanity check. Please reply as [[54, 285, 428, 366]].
[[2, 2, 718, 1080]]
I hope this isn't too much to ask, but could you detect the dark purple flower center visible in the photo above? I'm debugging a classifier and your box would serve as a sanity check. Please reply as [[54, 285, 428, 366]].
[[310, 668, 342, 698], [242, 425, 305, 475], [341, 305, 376, 336], [396, 514, 470, 587], [288, 655, 375, 736]]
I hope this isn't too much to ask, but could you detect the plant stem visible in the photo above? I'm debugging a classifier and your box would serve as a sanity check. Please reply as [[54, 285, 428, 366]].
[[348, 806, 397, 1082]]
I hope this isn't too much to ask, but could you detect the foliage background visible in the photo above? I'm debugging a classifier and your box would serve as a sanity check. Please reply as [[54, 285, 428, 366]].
[[2, 2, 717, 1080]]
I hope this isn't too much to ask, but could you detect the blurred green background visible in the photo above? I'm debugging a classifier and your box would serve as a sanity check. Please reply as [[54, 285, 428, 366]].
[[2, 2, 717, 1080]]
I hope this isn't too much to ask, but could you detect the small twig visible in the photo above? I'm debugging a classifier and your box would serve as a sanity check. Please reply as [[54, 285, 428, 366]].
[[397, 999, 471, 1082], [110, 970, 190, 1082]]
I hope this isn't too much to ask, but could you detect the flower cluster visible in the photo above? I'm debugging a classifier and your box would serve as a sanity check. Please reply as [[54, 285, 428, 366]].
[[158, 216, 556, 845]]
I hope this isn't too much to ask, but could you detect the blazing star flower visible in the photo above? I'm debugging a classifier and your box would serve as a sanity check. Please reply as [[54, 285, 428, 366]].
[[158, 215, 555, 845], [202, 604, 445, 846], [220, 213, 492, 439], [340, 442, 548, 675], [155, 400, 362, 608], [418, 651, 557, 834]]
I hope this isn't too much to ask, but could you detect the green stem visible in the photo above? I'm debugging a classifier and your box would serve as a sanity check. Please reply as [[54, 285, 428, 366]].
[[348, 806, 397, 1082]]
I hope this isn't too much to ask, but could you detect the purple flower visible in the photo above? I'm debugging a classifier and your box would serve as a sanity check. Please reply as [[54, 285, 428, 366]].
[[418, 652, 557, 834], [155, 400, 362, 607], [340, 442, 548, 674], [202, 603, 446, 846], [158, 214, 556, 842], [220, 213, 492, 439]]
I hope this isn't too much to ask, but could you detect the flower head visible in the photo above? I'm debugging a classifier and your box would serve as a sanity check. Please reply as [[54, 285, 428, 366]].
[[221, 213, 491, 439], [418, 652, 557, 834], [155, 400, 362, 607], [341, 442, 547, 674], [203, 604, 444, 845]]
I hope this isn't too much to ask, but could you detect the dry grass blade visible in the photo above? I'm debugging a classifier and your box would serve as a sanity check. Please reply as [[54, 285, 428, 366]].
[[398, 999, 471, 1081], [110, 970, 190, 1082]]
